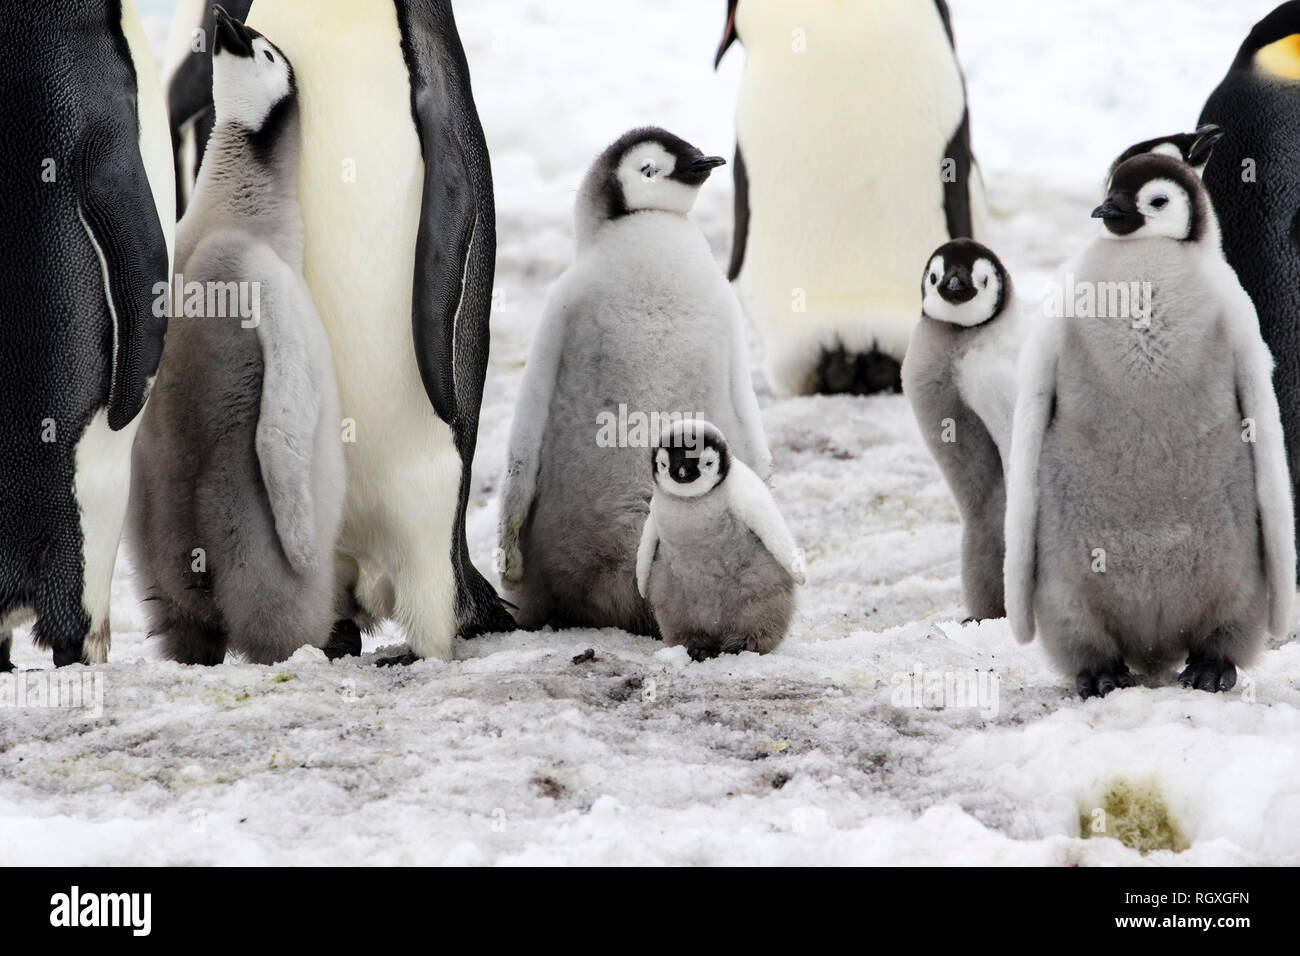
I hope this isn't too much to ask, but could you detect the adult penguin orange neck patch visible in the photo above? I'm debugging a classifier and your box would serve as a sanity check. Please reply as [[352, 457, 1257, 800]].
[[1255, 33, 1300, 79]]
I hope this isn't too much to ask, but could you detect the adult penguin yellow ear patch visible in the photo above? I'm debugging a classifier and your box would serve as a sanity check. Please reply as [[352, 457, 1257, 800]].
[[1255, 32, 1300, 79]]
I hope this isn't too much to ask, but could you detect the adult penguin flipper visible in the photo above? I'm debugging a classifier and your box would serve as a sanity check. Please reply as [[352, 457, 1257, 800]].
[[401, 0, 514, 635], [714, 0, 740, 69], [403, 0, 493, 432], [73, 118, 170, 432]]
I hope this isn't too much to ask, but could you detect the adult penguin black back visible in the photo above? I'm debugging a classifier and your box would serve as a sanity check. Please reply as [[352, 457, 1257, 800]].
[[716, 0, 986, 396], [0, 0, 174, 669], [163, 0, 255, 214], [1199, 1, 1300, 580], [246, 0, 512, 662]]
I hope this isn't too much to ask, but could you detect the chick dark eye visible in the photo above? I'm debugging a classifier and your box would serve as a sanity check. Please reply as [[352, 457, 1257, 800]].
[[1151, 196, 1169, 209], [641, 161, 657, 178], [264, 50, 274, 63], [929, 274, 938, 286]]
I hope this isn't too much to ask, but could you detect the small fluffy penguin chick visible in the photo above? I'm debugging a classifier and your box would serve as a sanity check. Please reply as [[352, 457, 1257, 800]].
[[902, 239, 1020, 620], [1005, 152, 1295, 698], [1106, 124, 1224, 183], [128, 8, 346, 665], [637, 420, 804, 661], [497, 127, 772, 636]]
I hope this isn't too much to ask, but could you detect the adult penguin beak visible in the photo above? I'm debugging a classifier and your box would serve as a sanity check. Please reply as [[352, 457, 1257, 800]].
[[1187, 123, 1225, 168], [212, 5, 254, 59], [714, 0, 740, 69]]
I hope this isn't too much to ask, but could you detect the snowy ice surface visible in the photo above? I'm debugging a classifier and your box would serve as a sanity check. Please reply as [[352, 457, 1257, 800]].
[[4, 0, 1299, 866]]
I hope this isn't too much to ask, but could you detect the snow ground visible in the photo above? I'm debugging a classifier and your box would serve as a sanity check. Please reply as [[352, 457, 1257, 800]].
[[4, 0, 1299, 866]]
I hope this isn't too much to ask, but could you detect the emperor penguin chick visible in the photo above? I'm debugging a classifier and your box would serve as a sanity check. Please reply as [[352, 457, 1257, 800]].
[[902, 239, 1021, 620], [1005, 153, 1295, 698], [129, 8, 346, 665], [1107, 124, 1224, 181], [637, 420, 804, 661], [499, 128, 772, 636]]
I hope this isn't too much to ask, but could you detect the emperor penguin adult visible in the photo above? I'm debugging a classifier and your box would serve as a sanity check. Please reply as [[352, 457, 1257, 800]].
[[716, 0, 986, 396], [1005, 154, 1295, 698], [162, 0, 255, 214], [498, 128, 773, 637], [902, 239, 1020, 621], [245, 0, 512, 662], [1198, 1, 1300, 579], [0, 1, 174, 670]]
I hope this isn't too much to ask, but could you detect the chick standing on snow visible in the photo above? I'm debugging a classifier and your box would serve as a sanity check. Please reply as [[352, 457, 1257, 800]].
[[129, 9, 347, 665], [637, 420, 803, 661], [902, 239, 1021, 621], [1005, 152, 1295, 698], [498, 127, 772, 636]]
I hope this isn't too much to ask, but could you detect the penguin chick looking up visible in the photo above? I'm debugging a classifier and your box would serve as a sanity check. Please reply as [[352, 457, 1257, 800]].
[[128, 7, 348, 666]]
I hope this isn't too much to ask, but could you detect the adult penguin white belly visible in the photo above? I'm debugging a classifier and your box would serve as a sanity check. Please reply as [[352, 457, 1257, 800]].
[[247, 0, 512, 661], [718, 0, 987, 396]]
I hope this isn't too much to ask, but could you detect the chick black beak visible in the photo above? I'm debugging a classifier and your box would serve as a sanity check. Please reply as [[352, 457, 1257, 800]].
[[673, 154, 727, 187], [1092, 191, 1142, 235], [940, 268, 975, 303], [213, 5, 254, 58], [1092, 197, 1134, 220], [1187, 123, 1225, 168]]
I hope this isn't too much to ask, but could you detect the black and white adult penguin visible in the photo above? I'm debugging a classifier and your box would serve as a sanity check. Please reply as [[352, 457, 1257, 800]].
[[244, 0, 512, 662], [163, 0, 255, 214], [716, 0, 987, 396], [0, 0, 174, 670], [1198, 1, 1300, 579]]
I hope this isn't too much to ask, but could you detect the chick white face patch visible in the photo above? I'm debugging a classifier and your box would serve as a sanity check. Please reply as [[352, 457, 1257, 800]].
[[616, 142, 698, 216], [922, 254, 1003, 327]]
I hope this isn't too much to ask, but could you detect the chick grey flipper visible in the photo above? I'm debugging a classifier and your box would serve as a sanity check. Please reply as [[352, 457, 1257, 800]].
[[75, 118, 171, 431], [0, 632, 12, 672], [944, 405, 1005, 619], [166, 0, 254, 213], [397, 0, 514, 636]]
